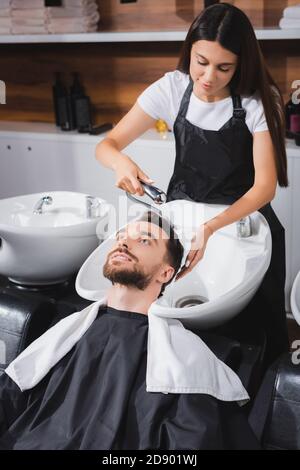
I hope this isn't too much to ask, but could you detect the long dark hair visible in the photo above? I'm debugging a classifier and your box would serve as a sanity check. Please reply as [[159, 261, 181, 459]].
[[177, 2, 288, 187]]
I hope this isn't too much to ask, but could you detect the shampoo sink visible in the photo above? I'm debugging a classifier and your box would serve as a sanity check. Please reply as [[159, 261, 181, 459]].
[[75, 199, 272, 329], [0, 191, 111, 286]]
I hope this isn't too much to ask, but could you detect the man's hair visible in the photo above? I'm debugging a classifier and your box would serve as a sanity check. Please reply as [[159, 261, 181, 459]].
[[135, 210, 184, 298]]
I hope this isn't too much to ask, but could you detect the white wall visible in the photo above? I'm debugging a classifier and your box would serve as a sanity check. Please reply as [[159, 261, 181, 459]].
[[0, 122, 299, 312]]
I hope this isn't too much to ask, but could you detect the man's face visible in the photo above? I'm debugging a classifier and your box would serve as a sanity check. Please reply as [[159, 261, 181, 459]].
[[103, 221, 173, 290]]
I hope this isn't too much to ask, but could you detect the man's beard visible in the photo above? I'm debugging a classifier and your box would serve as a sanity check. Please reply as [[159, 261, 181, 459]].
[[103, 258, 156, 291]]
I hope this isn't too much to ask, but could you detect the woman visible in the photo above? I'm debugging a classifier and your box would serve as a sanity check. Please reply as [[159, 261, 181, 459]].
[[95, 3, 289, 370]]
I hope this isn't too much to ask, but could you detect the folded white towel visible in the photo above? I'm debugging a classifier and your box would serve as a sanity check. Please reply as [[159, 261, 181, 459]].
[[11, 0, 43, 7], [12, 24, 48, 34], [0, 0, 11, 9], [279, 17, 300, 28], [47, 3, 98, 18], [5, 297, 250, 405], [0, 26, 11, 34], [283, 4, 300, 19], [0, 17, 11, 26], [47, 23, 98, 33], [63, 0, 96, 6], [47, 10, 100, 26], [46, 11, 100, 33], [12, 18, 45, 26], [0, 8, 10, 15], [11, 8, 46, 18]]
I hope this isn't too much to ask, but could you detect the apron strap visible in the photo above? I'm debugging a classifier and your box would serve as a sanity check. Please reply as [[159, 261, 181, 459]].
[[177, 75, 194, 118], [232, 94, 247, 120]]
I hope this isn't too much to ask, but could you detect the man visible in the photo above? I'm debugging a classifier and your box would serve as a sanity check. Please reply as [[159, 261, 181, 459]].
[[0, 210, 260, 450]]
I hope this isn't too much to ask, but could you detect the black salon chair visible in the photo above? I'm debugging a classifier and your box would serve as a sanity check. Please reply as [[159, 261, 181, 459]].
[[0, 274, 92, 376], [0, 292, 56, 375], [249, 352, 300, 450]]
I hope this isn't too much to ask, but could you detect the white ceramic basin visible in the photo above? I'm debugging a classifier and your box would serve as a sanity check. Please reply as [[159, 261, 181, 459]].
[[76, 200, 272, 329], [0, 191, 111, 286], [291, 270, 300, 326]]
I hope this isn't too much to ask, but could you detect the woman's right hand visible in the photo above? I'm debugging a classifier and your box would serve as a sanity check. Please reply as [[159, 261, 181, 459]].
[[114, 155, 154, 196]]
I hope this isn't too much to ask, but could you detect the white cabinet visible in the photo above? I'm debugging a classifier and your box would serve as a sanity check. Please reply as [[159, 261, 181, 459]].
[[0, 138, 77, 196], [0, 123, 176, 207]]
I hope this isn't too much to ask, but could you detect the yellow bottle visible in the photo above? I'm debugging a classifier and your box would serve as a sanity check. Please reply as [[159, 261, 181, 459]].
[[155, 119, 168, 133]]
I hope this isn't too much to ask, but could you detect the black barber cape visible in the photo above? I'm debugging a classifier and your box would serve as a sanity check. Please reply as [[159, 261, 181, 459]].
[[0, 305, 260, 450]]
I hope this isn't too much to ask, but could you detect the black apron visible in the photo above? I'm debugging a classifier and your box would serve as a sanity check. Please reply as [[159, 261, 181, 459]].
[[166, 76, 289, 370]]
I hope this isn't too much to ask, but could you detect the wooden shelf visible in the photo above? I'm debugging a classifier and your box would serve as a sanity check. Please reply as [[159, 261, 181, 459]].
[[0, 27, 300, 44], [255, 27, 300, 40]]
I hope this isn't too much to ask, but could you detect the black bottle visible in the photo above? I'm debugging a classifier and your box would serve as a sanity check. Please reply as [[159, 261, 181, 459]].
[[290, 103, 300, 135], [69, 72, 93, 132], [70, 72, 84, 129], [52, 72, 76, 131], [74, 95, 93, 133], [52, 72, 65, 127], [285, 94, 298, 138], [45, 0, 62, 5], [57, 92, 76, 131]]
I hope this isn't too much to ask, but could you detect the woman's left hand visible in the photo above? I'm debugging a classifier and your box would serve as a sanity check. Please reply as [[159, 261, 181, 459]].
[[175, 223, 214, 281]]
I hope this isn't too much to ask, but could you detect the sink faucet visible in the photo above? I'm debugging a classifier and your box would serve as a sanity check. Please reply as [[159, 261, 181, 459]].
[[86, 196, 101, 218], [140, 181, 167, 205], [125, 180, 167, 216], [33, 195, 53, 215], [236, 216, 252, 238]]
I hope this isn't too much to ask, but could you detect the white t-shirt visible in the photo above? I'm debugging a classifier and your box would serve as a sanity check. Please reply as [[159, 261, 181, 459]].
[[137, 70, 268, 134]]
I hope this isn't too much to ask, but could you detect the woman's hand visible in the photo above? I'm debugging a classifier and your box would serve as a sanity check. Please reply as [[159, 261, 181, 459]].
[[115, 155, 154, 196], [175, 223, 214, 281]]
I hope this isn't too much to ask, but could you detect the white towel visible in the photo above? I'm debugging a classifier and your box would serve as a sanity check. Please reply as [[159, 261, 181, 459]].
[[5, 297, 250, 405], [279, 17, 300, 28], [12, 18, 45, 26], [11, 8, 46, 19], [0, 17, 11, 26], [47, 23, 98, 33], [283, 4, 300, 19], [46, 9, 99, 33], [0, 0, 11, 9], [63, 0, 96, 6], [47, 3, 98, 18], [12, 24, 48, 34], [0, 26, 11, 33], [0, 8, 10, 15], [11, 0, 44, 8], [46, 10, 99, 26]]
